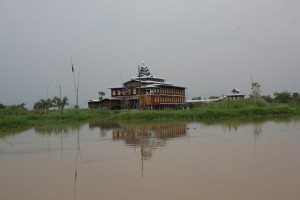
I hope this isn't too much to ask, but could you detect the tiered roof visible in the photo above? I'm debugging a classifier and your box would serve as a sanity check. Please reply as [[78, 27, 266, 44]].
[[110, 63, 185, 89]]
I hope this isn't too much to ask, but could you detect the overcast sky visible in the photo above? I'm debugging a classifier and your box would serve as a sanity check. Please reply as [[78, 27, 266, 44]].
[[1, 0, 299, 108]]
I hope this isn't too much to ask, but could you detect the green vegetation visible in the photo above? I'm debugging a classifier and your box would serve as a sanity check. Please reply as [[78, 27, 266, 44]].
[[115, 101, 299, 121], [192, 96, 202, 100], [1, 99, 300, 130], [33, 96, 69, 110], [250, 82, 261, 99], [98, 91, 106, 100], [0, 106, 112, 130]]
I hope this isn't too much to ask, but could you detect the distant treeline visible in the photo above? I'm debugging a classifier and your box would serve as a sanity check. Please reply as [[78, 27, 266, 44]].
[[261, 91, 300, 103], [193, 91, 300, 104]]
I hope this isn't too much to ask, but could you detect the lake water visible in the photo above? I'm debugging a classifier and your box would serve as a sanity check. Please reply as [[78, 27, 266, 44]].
[[1, 118, 300, 200]]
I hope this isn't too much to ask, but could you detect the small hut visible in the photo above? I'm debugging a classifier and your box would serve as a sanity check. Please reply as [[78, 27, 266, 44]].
[[226, 89, 245, 100]]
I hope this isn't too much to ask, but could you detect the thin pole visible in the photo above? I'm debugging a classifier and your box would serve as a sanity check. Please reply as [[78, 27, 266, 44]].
[[138, 65, 141, 110], [250, 73, 257, 107], [45, 86, 49, 113], [71, 57, 79, 109], [59, 84, 62, 115], [77, 72, 80, 109]]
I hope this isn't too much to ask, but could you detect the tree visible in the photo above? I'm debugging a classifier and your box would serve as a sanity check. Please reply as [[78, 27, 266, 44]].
[[250, 82, 261, 99], [61, 96, 69, 109], [33, 98, 54, 110], [53, 96, 69, 110], [98, 91, 106, 100], [0, 103, 6, 109], [1, 103, 27, 114], [192, 96, 201, 100], [274, 91, 292, 103], [292, 92, 300, 103], [7, 103, 26, 109], [18, 103, 26, 109], [6, 103, 27, 112], [122, 100, 132, 110], [122, 86, 132, 109], [261, 95, 273, 103], [209, 96, 219, 99]]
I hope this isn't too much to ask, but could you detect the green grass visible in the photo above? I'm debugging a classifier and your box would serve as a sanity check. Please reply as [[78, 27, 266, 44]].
[[1, 99, 300, 130], [0, 115, 31, 129], [0, 108, 113, 130], [115, 99, 300, 120]]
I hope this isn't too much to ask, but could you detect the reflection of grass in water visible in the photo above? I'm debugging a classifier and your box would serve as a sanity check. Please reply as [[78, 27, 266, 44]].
[[111, 115, 300, 132], [196, 115, 300, 127], [106, 116, 300, 139], [34, 122, 84, 135], [0, 127, 31, 139], [189, 116, 300, 135], [2, 116, 298, 138]]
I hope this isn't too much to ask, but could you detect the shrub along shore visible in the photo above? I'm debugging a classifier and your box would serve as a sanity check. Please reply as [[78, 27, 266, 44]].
[[1, 99, 300, 130]]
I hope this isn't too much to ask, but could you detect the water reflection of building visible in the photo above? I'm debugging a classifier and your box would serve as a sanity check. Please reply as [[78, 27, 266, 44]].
[[114, 123, 186, 161], [113, 124, 187, 140], [89, 121, 121, 137], [89, 122, 187, 160], [89, 121, 121, 130]]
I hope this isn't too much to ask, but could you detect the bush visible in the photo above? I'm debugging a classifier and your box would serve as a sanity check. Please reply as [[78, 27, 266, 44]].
[[0, 105, 28, 116], [0, 103, 6, 109]]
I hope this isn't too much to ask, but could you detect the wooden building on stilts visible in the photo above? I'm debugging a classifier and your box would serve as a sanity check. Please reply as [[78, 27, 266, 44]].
[[108, 62, 186, 110]]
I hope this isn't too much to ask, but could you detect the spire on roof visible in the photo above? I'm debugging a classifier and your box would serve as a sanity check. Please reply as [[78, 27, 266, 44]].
[[138, 62, 151, 76]]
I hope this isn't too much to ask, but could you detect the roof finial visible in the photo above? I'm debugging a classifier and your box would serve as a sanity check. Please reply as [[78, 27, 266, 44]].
[[137, 62, 151, 77]]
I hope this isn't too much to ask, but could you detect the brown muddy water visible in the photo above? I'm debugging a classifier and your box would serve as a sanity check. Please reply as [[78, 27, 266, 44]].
[[1, 118, 300, 200]]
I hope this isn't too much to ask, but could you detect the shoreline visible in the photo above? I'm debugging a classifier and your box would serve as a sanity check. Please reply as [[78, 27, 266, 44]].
[[1, 102, 300, 130]]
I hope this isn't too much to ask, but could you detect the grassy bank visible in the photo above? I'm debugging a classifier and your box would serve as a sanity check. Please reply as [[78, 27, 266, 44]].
[[1, 99, 300, 130], [116, 105, 298, 120], [115, 99, 300, 120], [0, 109, 113, 129]]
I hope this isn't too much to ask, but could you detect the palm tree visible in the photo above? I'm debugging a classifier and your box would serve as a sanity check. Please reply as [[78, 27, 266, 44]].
[[33, 98, 54, 110], [53, 96, 69, 110]]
